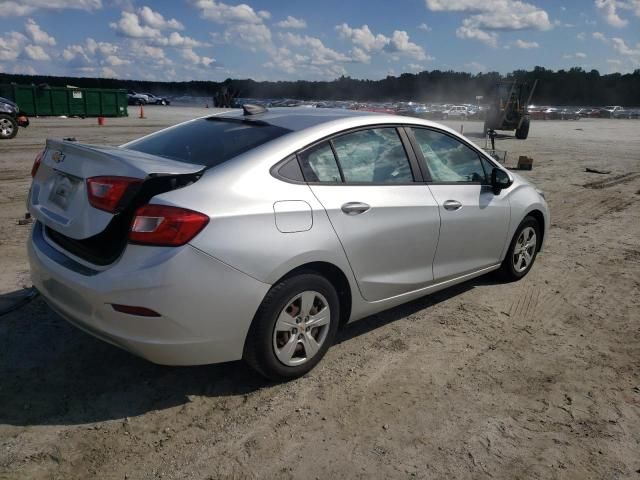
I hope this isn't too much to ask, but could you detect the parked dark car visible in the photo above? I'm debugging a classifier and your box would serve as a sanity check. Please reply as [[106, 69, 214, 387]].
[[142, 93, 171, 105], [127, 90, 149, 105], [0, 96, 29, 140]]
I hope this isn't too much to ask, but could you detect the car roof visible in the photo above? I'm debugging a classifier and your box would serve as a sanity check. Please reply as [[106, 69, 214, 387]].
[[213, 107, 380, 132]]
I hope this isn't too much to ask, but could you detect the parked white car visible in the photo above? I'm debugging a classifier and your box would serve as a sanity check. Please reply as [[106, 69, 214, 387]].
[[443, 105, 470, 119]]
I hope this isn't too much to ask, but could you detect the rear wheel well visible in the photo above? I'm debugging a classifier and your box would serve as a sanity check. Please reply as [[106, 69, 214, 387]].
[[278, 262, 352, 327], [526, 209, 545, 251]]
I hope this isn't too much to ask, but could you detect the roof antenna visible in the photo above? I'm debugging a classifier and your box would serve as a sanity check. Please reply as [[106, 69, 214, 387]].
[[242, 103, 268, 116]]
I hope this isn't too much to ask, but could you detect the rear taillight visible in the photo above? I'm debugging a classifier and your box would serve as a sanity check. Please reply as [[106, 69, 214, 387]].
[[129, 204, 209, 247], [31, 151, 44, 178], [86, 176, 141, 213]]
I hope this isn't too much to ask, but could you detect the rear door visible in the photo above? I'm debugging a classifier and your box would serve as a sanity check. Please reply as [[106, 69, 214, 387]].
[[300, 127, 441, 302], [408, 127, 511, 280]]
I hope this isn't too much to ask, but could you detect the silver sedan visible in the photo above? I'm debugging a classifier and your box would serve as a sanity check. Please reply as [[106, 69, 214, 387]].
[[27, 106, 549, 380]]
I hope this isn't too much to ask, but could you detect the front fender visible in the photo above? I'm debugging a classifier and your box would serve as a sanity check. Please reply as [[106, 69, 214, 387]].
[[500, 183, 549, 259]]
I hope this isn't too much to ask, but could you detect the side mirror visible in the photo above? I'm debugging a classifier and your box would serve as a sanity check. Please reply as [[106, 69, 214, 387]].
[[491, 168, 512, 195]]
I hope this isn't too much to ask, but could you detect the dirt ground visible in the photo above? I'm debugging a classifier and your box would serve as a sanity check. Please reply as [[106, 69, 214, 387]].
[[0, 107, 639, 480]]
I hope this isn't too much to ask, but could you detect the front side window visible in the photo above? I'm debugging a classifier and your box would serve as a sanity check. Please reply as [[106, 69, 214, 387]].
[[332, 128, 413, 183], [411, 128, 487, 183]]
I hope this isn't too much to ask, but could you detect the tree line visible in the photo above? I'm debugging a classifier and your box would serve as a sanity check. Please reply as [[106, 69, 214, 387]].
[[1, 66, 639, 105]]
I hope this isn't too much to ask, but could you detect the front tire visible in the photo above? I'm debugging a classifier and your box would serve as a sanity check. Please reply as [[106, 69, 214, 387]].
[[0, 114, 18, 140], [497, 216, 541, 281], [244, 273, 340, 381]]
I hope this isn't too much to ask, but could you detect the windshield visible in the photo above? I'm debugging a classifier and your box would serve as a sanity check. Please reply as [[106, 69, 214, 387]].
[[126, 117, 292, 167]]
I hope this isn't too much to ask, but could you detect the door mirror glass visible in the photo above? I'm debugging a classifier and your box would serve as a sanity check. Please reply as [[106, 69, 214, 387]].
[[491, 168, 512, 194]]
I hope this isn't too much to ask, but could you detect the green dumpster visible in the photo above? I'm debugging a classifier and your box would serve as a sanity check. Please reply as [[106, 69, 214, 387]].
[[0, 84, 128, 117]]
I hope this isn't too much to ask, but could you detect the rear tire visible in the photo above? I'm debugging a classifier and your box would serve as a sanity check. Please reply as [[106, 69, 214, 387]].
[[497, 216, 540, 281], [0, 114, 18, 140], [244, 273, 340, 381], [515, 117, 530, 139]]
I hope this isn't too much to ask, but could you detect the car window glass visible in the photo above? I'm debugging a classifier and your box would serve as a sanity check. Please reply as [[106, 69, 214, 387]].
[[411, 128, 487, 183], [298, 142, 342, 183], [277, 155, 304, 182], [332, 128, 413, 183], [127, 118, 291, 167]]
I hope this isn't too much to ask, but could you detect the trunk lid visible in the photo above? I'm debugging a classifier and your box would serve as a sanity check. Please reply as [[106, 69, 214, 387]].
[[29, 139, 205, 240]]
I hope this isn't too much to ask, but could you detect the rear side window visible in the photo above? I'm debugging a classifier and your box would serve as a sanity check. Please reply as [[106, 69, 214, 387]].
[[126, 118, 291, 167], [332, 128, 413, 183], [298, 142, 342, 183]]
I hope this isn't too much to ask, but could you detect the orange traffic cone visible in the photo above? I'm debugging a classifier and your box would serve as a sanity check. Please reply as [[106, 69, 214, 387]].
[[139, 104, 145, 119]]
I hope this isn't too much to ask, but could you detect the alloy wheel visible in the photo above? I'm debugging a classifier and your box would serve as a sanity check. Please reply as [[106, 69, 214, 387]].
[[273, 290, 331, 366], [512, 226, 537, 273], [0, 118, 14, 137]]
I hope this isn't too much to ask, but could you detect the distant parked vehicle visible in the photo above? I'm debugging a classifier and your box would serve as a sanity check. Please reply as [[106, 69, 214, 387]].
[[612, 108, 639, 119], [142, 93, 170, 106], [442, 105, 470, 119], [600, 106, 624, 118], [0, 96, 29, 140], [127, 90, 149, 105]]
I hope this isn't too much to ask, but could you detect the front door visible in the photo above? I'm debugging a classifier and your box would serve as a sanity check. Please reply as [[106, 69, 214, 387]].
[[409, 127, 511, 280]]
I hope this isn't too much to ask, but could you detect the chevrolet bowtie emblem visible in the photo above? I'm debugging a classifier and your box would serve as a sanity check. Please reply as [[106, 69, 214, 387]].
[[52, 151, 65, 163]]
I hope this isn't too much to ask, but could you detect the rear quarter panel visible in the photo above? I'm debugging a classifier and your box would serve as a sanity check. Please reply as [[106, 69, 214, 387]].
[[152, 150, 362, 309]]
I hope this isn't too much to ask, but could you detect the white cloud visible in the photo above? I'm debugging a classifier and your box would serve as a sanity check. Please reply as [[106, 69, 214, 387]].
[[385, 30, 429, 60], [23, 44, 49, 60], [63, 38, 130, 71], [181, 48, 215, 66], [223, 23, 272, 49], [418, 23, 432, 31], [336, 23, 428, 60], [407, 63, 425, 71], [611, 37, 640, 57], [0, 0, 102, 17], [595, 0, 628, 27], [336, 24, 390, 52], [280, 32, 351, 65], [0, 32, 27, 61], [24, 18, 56, 46], [100, 66, 118, 78], [110, 11, 161, 38], [426, 0, 551, 47], [276, 16, 307, 29], [137, 6, 184, 30], [104, 54, 130, 66], [456, 25, 498, 47], [563, 52, 587, 59], [167, 32, 204, 48], [593, 31, 608, 42], [190, 0, 265, 24], [577, 32, 586, 40], [514, 39, 539, 49]]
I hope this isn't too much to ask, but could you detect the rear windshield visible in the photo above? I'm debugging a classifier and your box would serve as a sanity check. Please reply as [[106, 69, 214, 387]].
[[126, 117, 291, 167]]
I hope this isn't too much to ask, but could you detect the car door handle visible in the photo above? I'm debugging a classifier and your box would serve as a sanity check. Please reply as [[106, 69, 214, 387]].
[[443, 200, 462, 211], [341, 202, 371, 215]]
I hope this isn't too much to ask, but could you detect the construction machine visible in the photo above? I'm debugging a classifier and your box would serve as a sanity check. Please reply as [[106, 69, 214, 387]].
[[483, 80, 537, 140]]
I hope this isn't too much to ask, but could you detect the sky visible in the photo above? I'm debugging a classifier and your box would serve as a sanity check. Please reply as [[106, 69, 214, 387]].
[[1, 0, 639, 82]]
